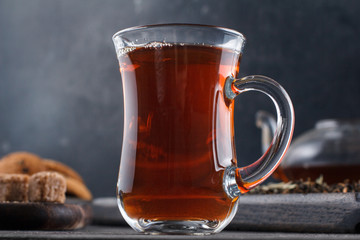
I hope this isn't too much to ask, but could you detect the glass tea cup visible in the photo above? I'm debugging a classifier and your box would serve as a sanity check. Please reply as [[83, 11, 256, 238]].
[[112, 24, 294, 235]]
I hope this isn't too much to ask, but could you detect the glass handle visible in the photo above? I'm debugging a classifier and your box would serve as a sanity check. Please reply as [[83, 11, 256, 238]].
[[256, 111, 277, 154], [224, 75, 295, 196]]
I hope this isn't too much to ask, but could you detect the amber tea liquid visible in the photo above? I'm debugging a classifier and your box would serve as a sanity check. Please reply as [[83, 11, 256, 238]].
[[117, 44, 241, 224]]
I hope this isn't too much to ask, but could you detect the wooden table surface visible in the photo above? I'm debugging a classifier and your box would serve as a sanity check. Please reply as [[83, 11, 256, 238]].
[[1, 225, 360, 240]]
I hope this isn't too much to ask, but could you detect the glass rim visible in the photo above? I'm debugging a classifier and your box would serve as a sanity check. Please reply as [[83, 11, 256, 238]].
[[112, 23, 246, 42]]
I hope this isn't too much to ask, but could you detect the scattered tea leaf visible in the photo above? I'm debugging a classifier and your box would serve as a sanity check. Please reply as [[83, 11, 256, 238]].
[[248, 175, 360, 194]]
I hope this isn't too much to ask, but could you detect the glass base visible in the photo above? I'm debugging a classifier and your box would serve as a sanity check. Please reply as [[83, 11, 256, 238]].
[[117, 189, 240, 235], [138, 219, 220, 235]]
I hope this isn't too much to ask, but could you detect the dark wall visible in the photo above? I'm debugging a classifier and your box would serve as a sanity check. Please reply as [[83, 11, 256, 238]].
[[1, 0, 359, 197]]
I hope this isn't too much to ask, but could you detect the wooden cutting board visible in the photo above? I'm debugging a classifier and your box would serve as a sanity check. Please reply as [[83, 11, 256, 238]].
[[92, 193, 360, 233], [0, 199, 92, 230]]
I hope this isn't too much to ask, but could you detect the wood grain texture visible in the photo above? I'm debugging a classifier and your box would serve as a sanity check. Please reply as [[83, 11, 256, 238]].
[[0, 200, 92, 230], [1, 225, 360, 240], [229, 193, 360, 233]]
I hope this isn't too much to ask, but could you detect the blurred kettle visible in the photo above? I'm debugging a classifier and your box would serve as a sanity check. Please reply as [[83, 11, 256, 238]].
[[256, 111, 360, 184]]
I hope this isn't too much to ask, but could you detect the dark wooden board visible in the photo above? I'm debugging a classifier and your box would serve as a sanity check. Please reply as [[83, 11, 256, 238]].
[[0, 199, 92, 230], [2, 226, 360, 240], [229, 193, 360, 233], [92, 193, 360, 233]]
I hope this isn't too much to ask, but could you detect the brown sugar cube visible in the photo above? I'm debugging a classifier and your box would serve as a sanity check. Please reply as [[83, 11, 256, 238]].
[[28, 172, 66, 203], [0, 174, 29, 202]]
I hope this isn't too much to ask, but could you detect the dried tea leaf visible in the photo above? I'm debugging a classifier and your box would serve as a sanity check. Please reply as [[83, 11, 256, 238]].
[[247, 176, 360, 195], [315, 175, 324, 185]]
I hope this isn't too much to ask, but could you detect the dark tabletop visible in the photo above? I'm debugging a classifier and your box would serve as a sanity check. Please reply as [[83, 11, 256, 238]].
[[1, 225, 360, 240]]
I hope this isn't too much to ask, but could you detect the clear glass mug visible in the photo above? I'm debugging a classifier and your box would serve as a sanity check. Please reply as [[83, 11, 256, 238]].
[[112, 24, 294, 235]]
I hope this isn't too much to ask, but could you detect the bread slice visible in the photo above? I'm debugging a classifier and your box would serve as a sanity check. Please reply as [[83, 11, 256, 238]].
[[0, 173, 29, 202], [28, 172, 66, 203]]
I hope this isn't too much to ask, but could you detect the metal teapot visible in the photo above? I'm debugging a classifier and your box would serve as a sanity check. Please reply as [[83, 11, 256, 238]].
[[257, 111, 360, 184]]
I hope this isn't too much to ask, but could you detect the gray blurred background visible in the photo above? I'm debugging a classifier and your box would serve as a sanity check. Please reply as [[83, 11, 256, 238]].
[[0, 0, 359, 197]]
